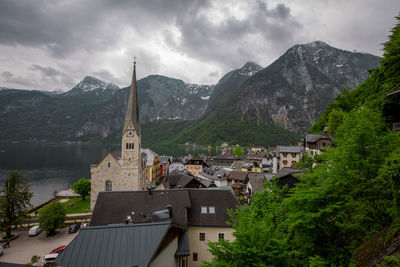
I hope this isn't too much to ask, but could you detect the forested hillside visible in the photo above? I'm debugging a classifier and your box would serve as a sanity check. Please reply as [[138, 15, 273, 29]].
[[205, 16, 400, 266]]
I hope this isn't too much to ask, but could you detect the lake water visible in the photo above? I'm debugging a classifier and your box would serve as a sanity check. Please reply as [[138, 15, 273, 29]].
[[0, 142, 219, 206]]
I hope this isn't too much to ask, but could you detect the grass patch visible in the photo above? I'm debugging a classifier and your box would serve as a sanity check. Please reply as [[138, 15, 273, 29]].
[[63, 197, 90, 214], [38, 197, 90, 214]]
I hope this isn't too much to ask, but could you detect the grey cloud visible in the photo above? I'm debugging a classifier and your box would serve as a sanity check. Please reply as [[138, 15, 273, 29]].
[[30, 64, 63, 77], [1, 71, 33, 87], [208, 71, 219, 78], [171, 1, 301, 68], [29, 64, 74, 88]]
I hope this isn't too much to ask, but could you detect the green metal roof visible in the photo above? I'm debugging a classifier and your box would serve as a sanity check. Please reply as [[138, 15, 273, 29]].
[[56, 222, 170, 267]]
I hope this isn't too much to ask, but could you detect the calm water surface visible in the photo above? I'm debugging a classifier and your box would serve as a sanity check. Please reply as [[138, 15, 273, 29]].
[[0, 142, 218, 206]]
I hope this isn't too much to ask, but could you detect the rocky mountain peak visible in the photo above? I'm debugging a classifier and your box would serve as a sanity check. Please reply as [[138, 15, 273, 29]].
[[65, 76, 119, 96], [238, 62, 263, 76]]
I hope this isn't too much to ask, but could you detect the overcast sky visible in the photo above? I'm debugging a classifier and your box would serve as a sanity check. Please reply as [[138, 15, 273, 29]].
[[0, 0, 399, 91]]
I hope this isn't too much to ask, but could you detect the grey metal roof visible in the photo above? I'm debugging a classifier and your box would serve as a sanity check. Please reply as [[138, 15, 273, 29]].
[[276, 146, 304, 154], [56, 222, 170, 267], [277, 167, 307, 178], [305, 133, 333, 143]]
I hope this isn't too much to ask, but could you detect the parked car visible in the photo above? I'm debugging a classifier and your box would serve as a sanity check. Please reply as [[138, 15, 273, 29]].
[[28, 225, 42, 236], [68, 224, 80, 234], [45, 253, 58, 262], [50, 245, 66, 254]]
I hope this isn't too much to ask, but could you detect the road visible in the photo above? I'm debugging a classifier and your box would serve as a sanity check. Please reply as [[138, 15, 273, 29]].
[[0, 227, 78, 265]]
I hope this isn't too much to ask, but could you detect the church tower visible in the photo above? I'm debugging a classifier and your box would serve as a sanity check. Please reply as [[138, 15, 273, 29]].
[[121, 58, 144, 190], [90, 58, 145, 210]]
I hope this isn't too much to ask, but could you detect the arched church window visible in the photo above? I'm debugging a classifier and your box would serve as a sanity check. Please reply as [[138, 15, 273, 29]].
[[131, 143, 134, 149], [126, 143, 129, 149], [108, 162, 110, 168], [105, 180, 112, 192]]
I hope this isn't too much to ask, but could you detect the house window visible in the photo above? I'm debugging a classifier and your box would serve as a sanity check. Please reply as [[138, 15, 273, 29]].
[[105, 180, 112, 192], [218, 233, 225, 241], [283, 153, 287, 157], [199, 232, 206, 241], [209, 206, 215, 213], [322, 142, 326, 146], [292, 161, 297, 165], [292, 153, 297, 157], [193, 252, 198, 261], [283, 160, 288, 165], [108, 162, 110, 168], [201, 206, 207, 213]]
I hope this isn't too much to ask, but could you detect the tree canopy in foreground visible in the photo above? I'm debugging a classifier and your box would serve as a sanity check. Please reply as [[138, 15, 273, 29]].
[[205, 16, 400, 266], [0, 172, 33, 238]]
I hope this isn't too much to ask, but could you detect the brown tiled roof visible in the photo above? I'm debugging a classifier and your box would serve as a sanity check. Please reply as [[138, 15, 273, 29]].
[[228, 171, 248, 182], [90, 188, 240, 228], [248, 173, 266, 192], [231, 160, 244, 170]]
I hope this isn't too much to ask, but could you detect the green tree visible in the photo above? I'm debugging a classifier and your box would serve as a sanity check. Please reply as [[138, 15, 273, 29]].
[[0, 172, 33, 238], [327, 108, 345, 134], [72, 178, 91, 200], [38, 201, 66, 236], [206, 107, 400, 266], [232, 145, 245, 157]]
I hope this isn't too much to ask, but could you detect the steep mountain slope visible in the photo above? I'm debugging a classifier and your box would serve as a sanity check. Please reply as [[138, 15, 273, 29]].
[[232, 41, 381, 134], [0, 75, 214, 142], [164, 41, 381, 146], [205, 62, 262, 113]]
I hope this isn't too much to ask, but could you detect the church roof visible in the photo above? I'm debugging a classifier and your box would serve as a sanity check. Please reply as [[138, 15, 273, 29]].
[[122, 61, 140, 136]]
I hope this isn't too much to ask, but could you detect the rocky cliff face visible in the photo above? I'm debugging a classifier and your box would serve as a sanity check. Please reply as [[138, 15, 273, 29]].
[[206, 62, 262, 113], [0, 41, 381, 144], [232, 41, 381, 135]]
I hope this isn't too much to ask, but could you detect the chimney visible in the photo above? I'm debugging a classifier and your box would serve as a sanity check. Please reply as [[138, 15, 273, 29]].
[[166, 205, 173, 218]]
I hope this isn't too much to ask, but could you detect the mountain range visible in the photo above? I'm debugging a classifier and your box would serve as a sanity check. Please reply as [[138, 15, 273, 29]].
[[0, 41, 381, 147]]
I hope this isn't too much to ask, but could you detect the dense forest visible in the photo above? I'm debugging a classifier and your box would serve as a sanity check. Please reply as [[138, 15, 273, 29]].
[[205, 16, 400, 266]]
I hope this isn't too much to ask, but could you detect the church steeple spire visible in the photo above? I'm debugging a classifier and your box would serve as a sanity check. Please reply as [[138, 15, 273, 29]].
[[123, 58, 140, 136]]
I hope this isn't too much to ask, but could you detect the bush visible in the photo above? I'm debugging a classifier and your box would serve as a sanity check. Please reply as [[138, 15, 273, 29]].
[[38, 201, 66, 236]]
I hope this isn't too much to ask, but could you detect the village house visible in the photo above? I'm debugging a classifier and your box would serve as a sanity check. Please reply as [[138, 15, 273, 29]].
[[275, 146, 304, 171], [81, 188, 240, 267], [158, 169, 214, 190], [198, 168, 228, 187], [251, 146, 264, 153], [220, 142, 230, 155], [206, 154, 241, 170], [169, 160, 185, 173], [245, 152, 273, 172], [143, 148, 161, 182], [304, 133, 334, 155], [160, 156, 173, 178], [184, 155, 209, 176], [89, 60, 146, 210]]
